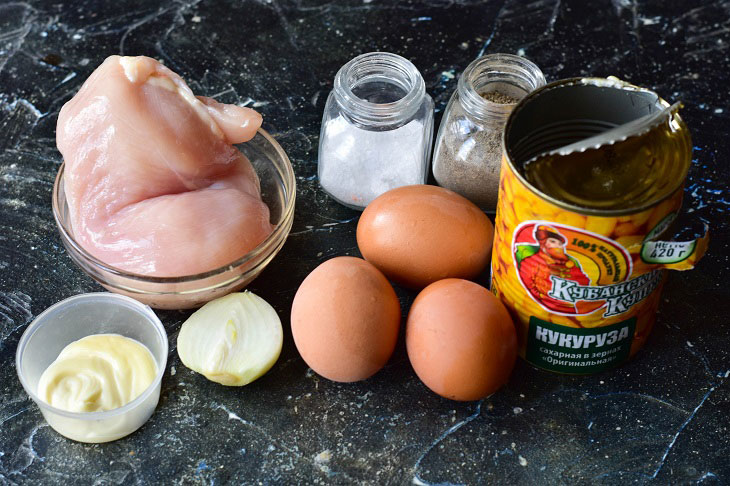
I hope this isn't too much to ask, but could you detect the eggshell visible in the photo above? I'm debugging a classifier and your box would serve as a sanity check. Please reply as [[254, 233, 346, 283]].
[[290, 256, 401, 382], [406, 279, 517, 401], [356, 185, 494, 289]]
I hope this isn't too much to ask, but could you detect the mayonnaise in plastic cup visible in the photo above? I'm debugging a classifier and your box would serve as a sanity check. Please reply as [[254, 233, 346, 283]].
[[15, 293, 168, 443]]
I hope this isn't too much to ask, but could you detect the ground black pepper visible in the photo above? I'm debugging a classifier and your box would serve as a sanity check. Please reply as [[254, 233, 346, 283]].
[[481, 91, 519, 104], [431, 54, 545, 212], [432, 90, 520, 210]]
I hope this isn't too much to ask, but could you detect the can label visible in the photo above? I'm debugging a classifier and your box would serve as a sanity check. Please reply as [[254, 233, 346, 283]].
[[492, 157, 707, 374], [526, 316, 636, 373], [513, 221, 638, 316]]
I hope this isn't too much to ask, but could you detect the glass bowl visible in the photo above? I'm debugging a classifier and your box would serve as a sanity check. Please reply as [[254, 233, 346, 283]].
[[52, 129, 296, 309], [16, 293, 168, 443]]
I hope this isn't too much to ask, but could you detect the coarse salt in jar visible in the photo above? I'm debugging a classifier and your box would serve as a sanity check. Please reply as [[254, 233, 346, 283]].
[[318, 52, 434, 210], [432, 53, 545, 212]]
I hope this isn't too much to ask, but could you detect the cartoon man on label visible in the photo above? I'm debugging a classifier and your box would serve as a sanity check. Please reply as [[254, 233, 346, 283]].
[[516, 225, 590, 313]]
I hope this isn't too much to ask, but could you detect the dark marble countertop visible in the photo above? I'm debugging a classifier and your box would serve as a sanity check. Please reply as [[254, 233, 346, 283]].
[[1, 1, 729, 484]]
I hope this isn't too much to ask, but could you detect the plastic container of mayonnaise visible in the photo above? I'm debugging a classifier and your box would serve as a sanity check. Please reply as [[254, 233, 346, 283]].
[[15, 293, 168, 443]]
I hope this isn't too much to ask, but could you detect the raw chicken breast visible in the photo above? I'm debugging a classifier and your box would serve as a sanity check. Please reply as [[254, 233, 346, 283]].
[[57, 55, 273, 276]]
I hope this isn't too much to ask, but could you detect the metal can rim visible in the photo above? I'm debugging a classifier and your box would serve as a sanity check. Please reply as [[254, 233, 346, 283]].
[[501, 77, 691, 217]]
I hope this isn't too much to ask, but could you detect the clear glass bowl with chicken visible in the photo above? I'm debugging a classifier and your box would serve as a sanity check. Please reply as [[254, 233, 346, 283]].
[[52, 56, 295, 309]]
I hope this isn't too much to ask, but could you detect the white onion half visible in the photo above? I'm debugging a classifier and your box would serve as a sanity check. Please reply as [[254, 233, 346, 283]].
[[177, 292, 283, 386]]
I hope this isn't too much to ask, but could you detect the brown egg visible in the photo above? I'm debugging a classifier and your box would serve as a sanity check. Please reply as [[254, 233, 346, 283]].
[[406, 279, 517, 401], [356, 185, 494, 289], [290, 256, 401, 382]]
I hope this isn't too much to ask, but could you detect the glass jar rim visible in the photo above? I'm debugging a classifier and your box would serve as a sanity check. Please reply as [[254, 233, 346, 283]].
[[333, 52, 426, 126], [457, 53, 546, 121]]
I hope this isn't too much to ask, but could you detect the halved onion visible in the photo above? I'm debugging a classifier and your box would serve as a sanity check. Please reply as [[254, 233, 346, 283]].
[[177, 292, 283, 386]]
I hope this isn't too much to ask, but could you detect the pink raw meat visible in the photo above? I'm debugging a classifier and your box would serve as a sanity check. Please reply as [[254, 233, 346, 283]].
[[57, 55, 273, 276]]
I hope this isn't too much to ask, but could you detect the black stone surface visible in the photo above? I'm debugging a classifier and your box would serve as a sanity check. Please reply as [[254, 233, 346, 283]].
[[1, 1, 729, 484]]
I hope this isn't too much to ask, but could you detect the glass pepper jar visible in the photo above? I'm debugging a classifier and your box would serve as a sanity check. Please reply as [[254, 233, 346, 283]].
[[432, 53, 545, 212], [318, 52, 434, 210]]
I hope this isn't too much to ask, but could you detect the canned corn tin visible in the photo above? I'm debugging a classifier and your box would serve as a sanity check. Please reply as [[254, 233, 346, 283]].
[[491, 78, 708, 374]]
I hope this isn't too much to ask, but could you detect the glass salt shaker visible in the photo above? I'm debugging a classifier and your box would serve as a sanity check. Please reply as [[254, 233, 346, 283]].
[[432, 53, 545, 212], [318, 52, 434, 210]]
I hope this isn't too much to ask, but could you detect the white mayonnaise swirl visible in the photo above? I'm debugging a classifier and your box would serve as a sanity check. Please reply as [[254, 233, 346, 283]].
[[38, 334, 157, 413]]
